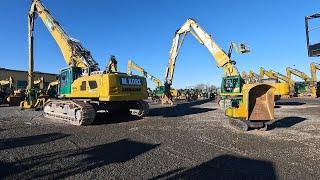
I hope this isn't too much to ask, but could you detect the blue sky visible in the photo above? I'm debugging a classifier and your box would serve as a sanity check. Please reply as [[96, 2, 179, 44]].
[[0, 0, 318, 88]]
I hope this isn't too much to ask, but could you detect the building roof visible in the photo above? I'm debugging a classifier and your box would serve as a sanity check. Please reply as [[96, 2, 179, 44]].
[[0, 67, 57, 76]]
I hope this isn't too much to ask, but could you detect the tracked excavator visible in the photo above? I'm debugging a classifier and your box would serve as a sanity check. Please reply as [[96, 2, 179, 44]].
[[241, 71, 248, 83], [163, 18, 275, 130], [241, 71, 258, 84], [0, 77, 13, 93], [0, 77, 14, 104], [127, 60, 179, 102], [46, 80, 59, 98], [266, 69, 296, 96], [21, 0, 149, 125], [259, 67, 290, 97], [247, 71, 261, 84], [0, 77, 45, 106], [310, 62, 320, 97], [286, 67, 313, 97]]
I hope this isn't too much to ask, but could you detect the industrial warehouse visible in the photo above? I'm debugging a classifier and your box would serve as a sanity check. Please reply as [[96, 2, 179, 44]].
[[0, 67, 57, 89], [0, 0, 319, 179]]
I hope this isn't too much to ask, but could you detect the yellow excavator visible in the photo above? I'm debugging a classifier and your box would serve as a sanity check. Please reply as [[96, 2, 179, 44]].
[[163, 18, 275, 130], [241, 71, 248, 83], [286, 67, 313, 97], [128, 60, 163, 87], [266, 69, 295, 96], [259, 67, 290, 97], [242, 71, 258, 84], [248, 70, 261, 84], [0, 77, 13, 91], [46, 80, 59, 98], [127, 60, 179, 101], [0, 77, 14, 104], [33, 76, 44, 90], [21, 0, 149, 125], [310, 62, 320, 97], [0, 77, 45, 106]]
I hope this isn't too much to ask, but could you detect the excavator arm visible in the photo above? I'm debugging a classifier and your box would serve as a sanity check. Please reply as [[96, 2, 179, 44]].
[[128, 60, 163, 87], [310, 62, 320, 97], [267, 70, 294, 85], [241, 71, 248, 83], [164, 18, 247, 86], [28, 0, 99, 89], [248, 70, 260, 83], [286, 67, 313, 97], [24, 0, 100, 108], [259, 67, 270, 78], [258, 68, 291, 97], [286, 67, 311, 82], [310, 62, 320, 82]]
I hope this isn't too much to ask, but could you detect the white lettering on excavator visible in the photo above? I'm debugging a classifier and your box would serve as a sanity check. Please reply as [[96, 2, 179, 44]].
[[121, 78, 141, 86]]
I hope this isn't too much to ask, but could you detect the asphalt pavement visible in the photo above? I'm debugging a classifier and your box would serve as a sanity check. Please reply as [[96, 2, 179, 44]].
[[0, 98, 319, 179]]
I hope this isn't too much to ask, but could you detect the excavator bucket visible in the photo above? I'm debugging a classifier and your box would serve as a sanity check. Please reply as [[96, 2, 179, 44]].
[[244, 84, 275, 120], [225, 84, 275, 121]]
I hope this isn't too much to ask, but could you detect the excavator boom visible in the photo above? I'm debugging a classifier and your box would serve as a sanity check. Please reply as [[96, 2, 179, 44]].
[[268, 70, 294, 85], [258, 67, 291, 97], [29, 0, 99, 72], [286, 67, 311, 82], [310, 62, 320, 97], [248, 70, 261, 83], [128, 60, 163, 87], [310, 62, 320, 82], [286, 67, 314, 97], [164, 18, 240, 86]]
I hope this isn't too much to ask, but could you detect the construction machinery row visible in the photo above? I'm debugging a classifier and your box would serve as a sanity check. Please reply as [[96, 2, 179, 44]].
[[4, 0, 317, 130], [243, 62, 320, 98]]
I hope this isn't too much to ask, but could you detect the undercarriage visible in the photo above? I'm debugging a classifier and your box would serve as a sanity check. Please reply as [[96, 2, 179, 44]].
[[44, 99, 149, 126]]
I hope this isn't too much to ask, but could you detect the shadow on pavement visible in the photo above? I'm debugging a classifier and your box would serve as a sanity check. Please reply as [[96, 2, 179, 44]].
[[0, 133, 70, 150], [0, 139, 159, 179], [275, 101, 306, 106], [268, 117, 306, 130], [151, 155, 277, 180], [93, 113, 141, 125], [149, 99, 216, 117]]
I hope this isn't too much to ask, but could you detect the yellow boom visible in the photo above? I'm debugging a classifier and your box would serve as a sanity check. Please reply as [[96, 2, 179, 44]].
[[310, 62, 320, 97], [128, 60, 163, 87]]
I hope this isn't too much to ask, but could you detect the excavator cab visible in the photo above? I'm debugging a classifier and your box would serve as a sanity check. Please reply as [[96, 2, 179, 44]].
[[220, 75, 243, 94], [59, 67, 82, 96], [239, 43, 250, 54], [305, 13, 320, 57]]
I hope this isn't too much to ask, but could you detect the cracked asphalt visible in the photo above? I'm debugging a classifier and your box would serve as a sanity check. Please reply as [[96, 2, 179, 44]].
[[0, 98, 319, 179]]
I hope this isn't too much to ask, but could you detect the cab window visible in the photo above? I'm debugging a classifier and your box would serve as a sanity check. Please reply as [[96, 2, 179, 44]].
[[89, 81, 97, 89]]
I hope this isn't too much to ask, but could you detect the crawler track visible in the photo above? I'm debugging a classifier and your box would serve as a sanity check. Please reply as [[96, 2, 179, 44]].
[[129, 100, 150, 117], [43, 100, 96, 126]]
